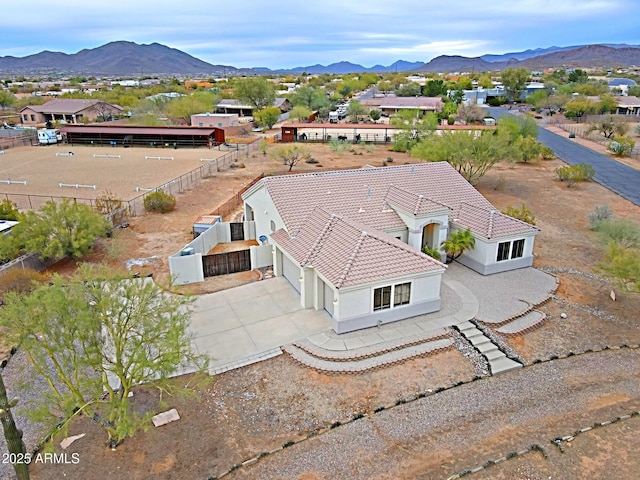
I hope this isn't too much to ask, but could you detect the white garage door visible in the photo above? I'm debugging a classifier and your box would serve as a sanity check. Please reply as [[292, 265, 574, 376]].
[[282, 253, 301, 293]]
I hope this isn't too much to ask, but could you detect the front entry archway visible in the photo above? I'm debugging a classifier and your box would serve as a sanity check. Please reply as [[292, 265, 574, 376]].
[[422, 223, 439, 250]]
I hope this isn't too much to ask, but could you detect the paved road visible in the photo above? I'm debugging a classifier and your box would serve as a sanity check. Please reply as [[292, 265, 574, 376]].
[[236, 348, 640, 480], [491, 107, 640, 206]]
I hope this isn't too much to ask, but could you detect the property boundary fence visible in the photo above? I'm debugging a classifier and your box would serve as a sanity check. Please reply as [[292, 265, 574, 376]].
[[210, 172, 265, 218], [0, 138, 264, 216], [0, 131, 37, 150], [0, 252, 60, 276]]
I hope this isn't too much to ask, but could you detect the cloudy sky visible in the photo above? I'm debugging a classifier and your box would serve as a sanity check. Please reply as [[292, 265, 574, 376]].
[[2, 0, 639, 69]]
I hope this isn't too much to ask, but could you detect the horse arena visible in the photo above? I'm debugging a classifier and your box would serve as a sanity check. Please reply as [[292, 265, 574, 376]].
[[0, 143, 239, 214]]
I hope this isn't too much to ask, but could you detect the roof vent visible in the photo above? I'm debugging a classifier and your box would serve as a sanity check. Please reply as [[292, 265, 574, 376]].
[[358, 207, 365, 213]]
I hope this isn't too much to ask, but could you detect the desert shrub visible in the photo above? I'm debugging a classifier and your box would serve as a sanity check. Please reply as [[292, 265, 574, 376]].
[[447, 115, 455, 125], [365, 143, 376, 153], [329, 137, 347, 155], [556, 163, 595, 186], [494, 175, 506, 191], [635, 124, 640, 136], [608, 136, 635, 157], [95, 189, 129, 228], [0, 199, 20, 221], [501, 203, 536, 225], [540, 145, 555, 160], [588, 205, 613, 230], [487, 96, 507, 106], [595, 218, 640, 248], [386, 157, 394, 163], [0, 268, 48, 296], [305, 157, 319, 164], [144, 190, 176, 213], [599, 242, 640, 292]]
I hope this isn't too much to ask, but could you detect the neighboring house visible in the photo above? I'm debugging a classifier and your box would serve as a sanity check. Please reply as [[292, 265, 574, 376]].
[[360, 97, 443, 116], [215, 98, 292, 117], [608, 78, 637, 95], [615, 96, 640, 116], [242, 162, 538, 333], [191, 112, 239, 128], [19, 99, 123, 126]]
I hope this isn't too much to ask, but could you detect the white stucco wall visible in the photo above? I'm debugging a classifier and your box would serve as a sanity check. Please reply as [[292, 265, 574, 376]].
[[169, 253, 204, 285], [243, 185, 286, 241], [332, 272, 443, 333], [250, 244, 273, 269]]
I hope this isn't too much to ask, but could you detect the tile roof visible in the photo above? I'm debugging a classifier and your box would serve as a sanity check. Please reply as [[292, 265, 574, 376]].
[[453, 203, 538, 239], [384, 184, 451, 216], [260, 162, 495, 234], [22, 99, 121, 114], [360, 97, 444, 110], [271, 208, 445, 288]]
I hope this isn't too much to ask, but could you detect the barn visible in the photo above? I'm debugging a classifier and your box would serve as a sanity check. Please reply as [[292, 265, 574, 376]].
[[61, 125, 225, 148]]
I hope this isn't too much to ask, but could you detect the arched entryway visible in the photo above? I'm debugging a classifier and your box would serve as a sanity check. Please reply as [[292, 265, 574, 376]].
[[422, 223, 439, 250]]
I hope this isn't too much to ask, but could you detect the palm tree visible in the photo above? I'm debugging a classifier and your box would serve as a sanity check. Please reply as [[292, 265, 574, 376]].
[[440, 228, 475, 264]]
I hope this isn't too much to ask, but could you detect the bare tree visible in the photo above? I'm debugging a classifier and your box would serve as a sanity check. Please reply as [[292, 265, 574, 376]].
[[270, 145, 311, 171]]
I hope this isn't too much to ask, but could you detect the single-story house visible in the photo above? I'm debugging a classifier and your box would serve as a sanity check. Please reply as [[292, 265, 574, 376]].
[[215, 98, 292, 117], [20, 99, 123, 126], [615, 96, 640, 116], [191, 112, 239, 128], [608, 78, 637, 95], [242, 162, 538, 333], [359, 97, 444, 116]]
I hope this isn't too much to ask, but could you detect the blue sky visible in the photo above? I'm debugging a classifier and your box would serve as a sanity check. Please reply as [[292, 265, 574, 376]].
[[2, 0, 639, 69]]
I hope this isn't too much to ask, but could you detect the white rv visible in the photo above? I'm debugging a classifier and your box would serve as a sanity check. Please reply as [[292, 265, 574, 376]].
[[37, 129, 62, 145], [328, 111, 339, 123]]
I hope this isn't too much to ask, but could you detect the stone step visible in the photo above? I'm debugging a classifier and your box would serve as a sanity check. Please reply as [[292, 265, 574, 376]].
[[468, 334, 491, 346], [476, 342, 498, 353], [284, 338, 453, 374], [485, 349, 507, 361], [489, 356, 523, 375], [457, 321, 476, 331]]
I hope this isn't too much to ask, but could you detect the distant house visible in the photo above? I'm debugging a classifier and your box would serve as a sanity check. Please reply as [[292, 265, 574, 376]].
[[20, 99, 123, 126], [215, 98, 292, 117], [360, 97, 443, 115], [608, 78, 637, 95], [191, 112, 239, 128], [615, 96, 640, 116], [242, 162, 538, 333]]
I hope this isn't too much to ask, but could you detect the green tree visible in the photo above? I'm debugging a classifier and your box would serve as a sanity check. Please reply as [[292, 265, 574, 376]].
[[270, 144, 310, 171], [596, 94, 618, 114], [526, 89, 548, 108], [568, 69, 589, 83], [564, 96, 597, 119], [395, 83, 422, 97], [448, 86, 465, 105], [164, 92, 216, 125], [498, 115, 539, 141], [477, 75, 494, 89], [369, 110, 381, 123], [628, 85, 640, 97], [235, 77, 276, 110], [254, 106, 281, 129], [0, 371, 29, 480], [289, 105, 312, 122], [411, 129, 511, 184], [440, 228, 475, 264], [0, 264, 207, 447], [289, 86, 328, 110], [377, 80, 394, 95], [347, 99, 367, 123], [391, 110, 438, 152], [588, 115, 629, 139], [9, 199, 108, 260], [0, 90, 17, 110], [0, 199, 19, 221], [501, 67, 530, 102], [455, 104, 485, 125], [423, 79, 448, 97]]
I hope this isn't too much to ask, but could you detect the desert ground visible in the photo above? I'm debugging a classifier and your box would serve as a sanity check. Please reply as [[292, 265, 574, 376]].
[[1, 128, 639, 479]]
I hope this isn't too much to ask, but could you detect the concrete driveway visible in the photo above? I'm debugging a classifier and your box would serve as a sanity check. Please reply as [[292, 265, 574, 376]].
[[190, 277, 332, 373]]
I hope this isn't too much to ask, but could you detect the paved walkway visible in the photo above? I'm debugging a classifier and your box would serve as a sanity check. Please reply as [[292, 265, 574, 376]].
[[191, 263, 557, 374]]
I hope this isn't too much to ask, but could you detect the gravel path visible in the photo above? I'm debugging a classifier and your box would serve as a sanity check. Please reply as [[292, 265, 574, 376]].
[[233, 348, 640, 480]]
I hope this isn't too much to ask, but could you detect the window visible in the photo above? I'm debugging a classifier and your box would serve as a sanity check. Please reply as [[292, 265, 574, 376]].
[[497, 242, 510, 262], [270, 220, 276, 232], [374, 282, 411, 311], [511, 239, 525, 259], [394, 282, 411, 306], [497, 239, 526, 262], [23, 114, 28, 121], [30, 114, 35, 121], [373, 286, 391, 311]]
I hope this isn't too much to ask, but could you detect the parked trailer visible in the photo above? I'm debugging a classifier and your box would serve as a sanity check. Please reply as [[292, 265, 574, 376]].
[[37, 129, 62, 145]]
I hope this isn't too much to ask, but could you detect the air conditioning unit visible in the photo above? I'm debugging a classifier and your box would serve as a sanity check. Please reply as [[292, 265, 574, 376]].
[[181, 247, 194, 256]]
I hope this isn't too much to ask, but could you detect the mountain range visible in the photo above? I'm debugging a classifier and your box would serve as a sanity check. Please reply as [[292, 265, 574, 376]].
[[0, 41, 639, 76]]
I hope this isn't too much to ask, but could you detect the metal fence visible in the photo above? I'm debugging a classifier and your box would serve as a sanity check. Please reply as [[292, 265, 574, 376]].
[[0, 138, 264, 216], [554, 123, 640, 160], [0, 252, 60, 276], [0, 131, 37, 150]]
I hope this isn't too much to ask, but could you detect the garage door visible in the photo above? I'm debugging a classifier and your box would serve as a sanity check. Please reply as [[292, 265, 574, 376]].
[[282, 253, 301, 293]]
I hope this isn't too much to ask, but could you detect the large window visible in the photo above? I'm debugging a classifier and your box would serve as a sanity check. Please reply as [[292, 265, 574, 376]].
[[373, 286, 391, 311], [497, 239, 526, 262], [394, 282, 411, 306], [374, 282, 411, 311]]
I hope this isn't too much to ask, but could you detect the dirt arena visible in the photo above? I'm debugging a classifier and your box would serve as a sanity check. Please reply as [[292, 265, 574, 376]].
[[0, 143, 233, 210]]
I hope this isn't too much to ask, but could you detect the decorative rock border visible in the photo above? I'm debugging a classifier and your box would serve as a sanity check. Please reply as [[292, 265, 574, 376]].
[[205, 343, 640, 480], [292, 329, 449, 362]]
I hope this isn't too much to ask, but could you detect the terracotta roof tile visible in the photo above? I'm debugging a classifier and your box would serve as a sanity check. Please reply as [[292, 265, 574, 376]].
[[453, 203, 538, 239]]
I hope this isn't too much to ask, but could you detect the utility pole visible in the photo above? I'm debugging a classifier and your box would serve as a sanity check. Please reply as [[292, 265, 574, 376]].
[[0, 370, 30, 480]]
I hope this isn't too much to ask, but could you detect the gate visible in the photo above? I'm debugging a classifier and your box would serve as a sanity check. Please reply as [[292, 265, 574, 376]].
[[202, 250, 251, 277], [230, 222, 245, 241]]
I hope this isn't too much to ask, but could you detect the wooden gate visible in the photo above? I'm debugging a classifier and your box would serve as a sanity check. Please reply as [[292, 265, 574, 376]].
[[202, 250, 251, 277], [230, 222, 244, 241]]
